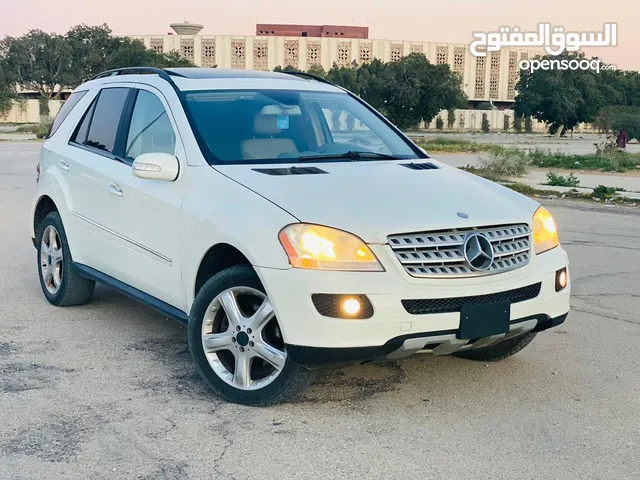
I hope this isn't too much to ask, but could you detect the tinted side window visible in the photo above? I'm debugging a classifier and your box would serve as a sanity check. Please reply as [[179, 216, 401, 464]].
[[45, 91, 87, 139], [71, 98, 97, 145], [84, 88, 130, 153], [125, 90, 176, 161]]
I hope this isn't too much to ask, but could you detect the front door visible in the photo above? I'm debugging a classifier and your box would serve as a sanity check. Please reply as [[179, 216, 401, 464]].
[[102, 87, 185, 310]]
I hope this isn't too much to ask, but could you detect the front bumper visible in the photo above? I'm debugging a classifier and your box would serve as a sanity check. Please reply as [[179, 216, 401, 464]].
[[255, 245, 570, 364]]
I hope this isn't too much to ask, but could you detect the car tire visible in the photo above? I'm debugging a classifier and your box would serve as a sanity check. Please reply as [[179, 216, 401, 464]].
[[453, 332, 537, 362], [188, 264, 317, 406], [36, 212, 96, 306]]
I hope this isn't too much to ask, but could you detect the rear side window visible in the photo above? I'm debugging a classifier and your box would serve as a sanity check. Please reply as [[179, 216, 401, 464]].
[[84, 88, 130, 153], [45, 91, 87, 139]]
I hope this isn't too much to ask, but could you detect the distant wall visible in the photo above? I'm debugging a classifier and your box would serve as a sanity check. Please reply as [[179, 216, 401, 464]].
[[423, 109, 596, 133], [0, 99, 63, 124]]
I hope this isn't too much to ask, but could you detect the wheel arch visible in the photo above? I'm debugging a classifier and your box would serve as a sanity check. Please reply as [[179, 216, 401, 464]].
[[193, 242, 253, 303], [33, 195, 60, 237]]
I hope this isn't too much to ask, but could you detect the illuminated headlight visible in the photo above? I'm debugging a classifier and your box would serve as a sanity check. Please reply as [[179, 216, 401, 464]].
[[532, 206, 559, 254], [278, 224, 384, 271]]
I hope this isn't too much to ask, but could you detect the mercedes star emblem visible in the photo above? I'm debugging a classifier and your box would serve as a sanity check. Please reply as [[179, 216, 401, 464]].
[[463, 233, 494, 271]]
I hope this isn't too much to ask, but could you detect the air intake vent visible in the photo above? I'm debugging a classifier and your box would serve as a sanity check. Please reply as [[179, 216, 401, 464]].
[[400, 162, 439, 170], [252, 166, 328, 176]]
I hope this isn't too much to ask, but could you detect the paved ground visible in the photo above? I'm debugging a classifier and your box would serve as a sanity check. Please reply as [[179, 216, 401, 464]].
[[1, 142, 639, 479]]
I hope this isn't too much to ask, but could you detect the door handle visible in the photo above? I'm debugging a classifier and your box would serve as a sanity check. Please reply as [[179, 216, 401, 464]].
[[108, 183, 123, 197], [58, 160, 70, 172]]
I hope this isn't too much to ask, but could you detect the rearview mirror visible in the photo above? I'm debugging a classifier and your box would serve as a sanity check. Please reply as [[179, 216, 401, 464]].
[[132, 153, 179, 181]]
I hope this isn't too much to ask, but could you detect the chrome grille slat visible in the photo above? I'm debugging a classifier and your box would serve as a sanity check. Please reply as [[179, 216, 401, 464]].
[[388, 223, 531, 278]]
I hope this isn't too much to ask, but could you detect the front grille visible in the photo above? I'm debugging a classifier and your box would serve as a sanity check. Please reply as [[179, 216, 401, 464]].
[[388, 223, 531, 277], [401, 283, 541, 315]]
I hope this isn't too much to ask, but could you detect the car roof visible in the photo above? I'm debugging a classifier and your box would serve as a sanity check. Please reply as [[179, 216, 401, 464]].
[[80, 67, 344, 94]]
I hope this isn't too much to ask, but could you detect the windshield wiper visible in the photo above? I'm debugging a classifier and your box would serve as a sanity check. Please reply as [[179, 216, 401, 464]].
[[297, 151, 401, 161]]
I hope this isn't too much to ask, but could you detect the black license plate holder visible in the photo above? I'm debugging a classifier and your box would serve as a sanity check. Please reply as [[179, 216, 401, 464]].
[[458, 302, 511, 340]]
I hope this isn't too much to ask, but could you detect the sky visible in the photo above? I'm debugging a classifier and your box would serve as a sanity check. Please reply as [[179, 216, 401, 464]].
[[2, 0, 639, 71]]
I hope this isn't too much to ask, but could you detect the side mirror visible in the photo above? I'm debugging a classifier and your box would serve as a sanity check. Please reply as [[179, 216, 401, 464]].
[[132, 153, 179, 181]]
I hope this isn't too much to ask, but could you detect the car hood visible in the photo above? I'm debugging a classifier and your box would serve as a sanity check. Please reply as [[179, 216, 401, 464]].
[[215, 160, 540, 243]]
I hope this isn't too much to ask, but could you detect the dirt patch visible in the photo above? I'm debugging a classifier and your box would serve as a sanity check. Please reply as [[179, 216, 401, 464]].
[[0, 362, 75, 393], [300, 360, 405, 404], [2, 410, 107, 462]]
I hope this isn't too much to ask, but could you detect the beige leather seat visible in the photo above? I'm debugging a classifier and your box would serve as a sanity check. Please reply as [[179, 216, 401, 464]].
[[241, 114, 299, 160]]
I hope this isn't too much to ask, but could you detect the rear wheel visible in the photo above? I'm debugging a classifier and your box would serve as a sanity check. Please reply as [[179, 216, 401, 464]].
[[188, 265, 316, 406], [36, 212, 95, 306], [453, 332, 537, 362]]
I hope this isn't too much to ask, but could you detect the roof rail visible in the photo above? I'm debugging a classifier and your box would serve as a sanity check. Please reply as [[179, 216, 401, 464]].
[[89, 66, 186, 82], [281, 71, 339, 87]]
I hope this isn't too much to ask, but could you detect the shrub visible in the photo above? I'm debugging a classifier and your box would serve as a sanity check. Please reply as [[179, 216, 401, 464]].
[[479, 148, 530, 177], [524, 116, 533, 133], [435, 117, 444, 130], [481, 113, 490, 133], [503, 115, 510, 132], [545, 172, 580, 187], [513, 116, 523, 133], [447, 109, 456, 129], [16, 119, 52, 138], [592, 185, 617, 199]]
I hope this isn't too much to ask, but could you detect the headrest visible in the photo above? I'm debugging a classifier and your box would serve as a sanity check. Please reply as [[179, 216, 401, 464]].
[[254, 114, 282, 135]]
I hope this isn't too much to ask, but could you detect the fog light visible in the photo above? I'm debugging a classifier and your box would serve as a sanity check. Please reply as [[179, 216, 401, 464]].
[[342, 298, 361, 316], [311, 294, 374, 319], [555, 268, 568, 292]]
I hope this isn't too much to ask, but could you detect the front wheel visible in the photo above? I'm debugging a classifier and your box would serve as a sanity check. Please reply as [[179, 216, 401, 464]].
[[188, 265, 316, 406]]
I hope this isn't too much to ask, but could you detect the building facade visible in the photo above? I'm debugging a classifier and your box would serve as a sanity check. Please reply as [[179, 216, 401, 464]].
[[256, 24, 369, 39], [132, 34, 538, 104]]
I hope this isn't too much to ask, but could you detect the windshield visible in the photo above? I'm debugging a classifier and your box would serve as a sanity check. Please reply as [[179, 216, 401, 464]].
[[184, 89, 421, 164]]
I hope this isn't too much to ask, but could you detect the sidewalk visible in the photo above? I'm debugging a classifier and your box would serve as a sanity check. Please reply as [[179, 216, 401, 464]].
[[433, 154, 640, 200]]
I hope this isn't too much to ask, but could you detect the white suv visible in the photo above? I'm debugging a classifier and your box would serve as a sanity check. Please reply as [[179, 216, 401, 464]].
[[31, 67, 570, 405]]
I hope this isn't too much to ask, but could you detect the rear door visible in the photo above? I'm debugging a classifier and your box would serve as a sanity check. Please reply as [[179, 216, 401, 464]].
[[64, 87, 135, 276]]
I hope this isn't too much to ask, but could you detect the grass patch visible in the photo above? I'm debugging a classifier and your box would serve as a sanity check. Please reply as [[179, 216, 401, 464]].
[[527, 148, 640, 172], [544, 172, 581, 187], [15, 121, 51, 139], [478, 148, 530, 177], [416, 137, 496, 153]]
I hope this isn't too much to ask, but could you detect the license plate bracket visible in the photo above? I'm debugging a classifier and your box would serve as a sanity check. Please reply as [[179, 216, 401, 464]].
[[458, 301, 511, 340]]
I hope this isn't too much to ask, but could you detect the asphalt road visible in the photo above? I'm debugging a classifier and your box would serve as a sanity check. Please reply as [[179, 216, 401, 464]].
[[1, 142, 639, 480]]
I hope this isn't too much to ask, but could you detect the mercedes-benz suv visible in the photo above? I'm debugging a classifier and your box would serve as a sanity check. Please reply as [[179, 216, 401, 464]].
[[31, 67, 570, 405]]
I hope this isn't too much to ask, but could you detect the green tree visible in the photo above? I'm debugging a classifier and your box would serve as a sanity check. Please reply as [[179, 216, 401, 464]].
[[436, 117, 444, 130], [274, 65, 301, 73], [0, 51, 16, 115], [1, 30, 72, 99], [378, 53, 466, 129], [481, 113, 490, 132], [595, 106, 640, 140], [515, 52, 606, 135]]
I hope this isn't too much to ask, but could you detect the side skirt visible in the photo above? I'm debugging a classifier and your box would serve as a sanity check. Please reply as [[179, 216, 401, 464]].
[[73, 263, 189, 324]]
